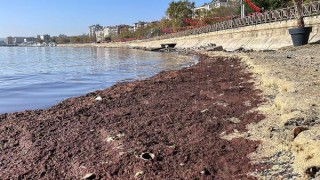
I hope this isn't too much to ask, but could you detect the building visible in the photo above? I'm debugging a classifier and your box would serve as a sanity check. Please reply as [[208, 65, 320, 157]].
[[40, 34, 50, 42], [118, 24, 131, 34], [95, 30, 105, 42], [133, 21, 150, 32], [104, 26, 121, 37], [0, 40, 6, 46], [24, 37, 37, 43], [89, 24, 103, 37], [12, 37, 26, 45], [128, 26, 135, 33], [193, 0, 230, 18], [4, 37, 13, 45]]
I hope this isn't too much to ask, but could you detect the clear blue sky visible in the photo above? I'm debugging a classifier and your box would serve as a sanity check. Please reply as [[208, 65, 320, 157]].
[[0, 0, 209, 37]]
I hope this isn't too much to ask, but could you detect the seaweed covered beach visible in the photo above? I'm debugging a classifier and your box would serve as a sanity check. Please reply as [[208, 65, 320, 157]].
[[0, 55, 266, 179]]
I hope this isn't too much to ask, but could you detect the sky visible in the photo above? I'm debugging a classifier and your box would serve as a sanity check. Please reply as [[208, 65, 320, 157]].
[[0, 0, 209, 38]]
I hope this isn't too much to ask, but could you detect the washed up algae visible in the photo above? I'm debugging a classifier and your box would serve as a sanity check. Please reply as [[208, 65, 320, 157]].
[[206, 44, 320, 179], [205, 45, 320, 179]]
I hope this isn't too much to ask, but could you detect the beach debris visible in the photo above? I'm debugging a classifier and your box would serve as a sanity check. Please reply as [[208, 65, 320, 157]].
[[140, 152, 155, 161], [82, 173, 96, 180], [206, 46, 224, 52], [200, 168, 211, 175], [106, 136, 114, 142], [305, 166, 320, 178], [201, 109, 209, 113], [95, 96, 102, 101], [116, 133, 126, 138], [293, 127, 309, 139], [167, 144, 176, 149], [134, 171, 144, 178], [244, 100, 252, 107], [228, 117, 241, 124]]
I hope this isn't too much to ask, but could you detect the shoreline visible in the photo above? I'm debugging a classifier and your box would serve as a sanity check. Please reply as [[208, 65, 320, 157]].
[[1, 45, 319, 179], [0, 54, 266, 179]]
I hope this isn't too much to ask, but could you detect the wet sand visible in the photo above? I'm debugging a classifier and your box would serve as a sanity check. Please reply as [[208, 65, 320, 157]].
[[0, 55, 266, 179]]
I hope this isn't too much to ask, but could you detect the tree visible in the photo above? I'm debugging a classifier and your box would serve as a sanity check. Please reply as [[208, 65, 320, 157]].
[[244, 0, 292, 14], [294, 0, 304, 27], [118, 29, 134, 39], [166, 0, 195, 27]]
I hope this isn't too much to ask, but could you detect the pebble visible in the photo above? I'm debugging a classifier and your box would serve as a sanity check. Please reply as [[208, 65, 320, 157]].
[[140, 152, 155, 160], [95, 96, 102, 101], [82, 173, 96, 180], [135, 171, 144, 178], [293, 127, 309, 139], [201, 109, 209, 113], [200, 168, 210, 175]]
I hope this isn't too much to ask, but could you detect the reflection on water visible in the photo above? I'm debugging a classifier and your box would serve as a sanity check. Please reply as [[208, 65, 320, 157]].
[[0, 47, 198, 114]]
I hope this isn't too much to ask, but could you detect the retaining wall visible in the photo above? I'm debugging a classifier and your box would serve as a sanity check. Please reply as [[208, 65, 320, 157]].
[[119, 16, 320, 51]]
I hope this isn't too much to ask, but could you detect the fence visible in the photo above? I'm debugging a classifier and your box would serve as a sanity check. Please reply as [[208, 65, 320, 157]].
[[141, 1, 320, 42]]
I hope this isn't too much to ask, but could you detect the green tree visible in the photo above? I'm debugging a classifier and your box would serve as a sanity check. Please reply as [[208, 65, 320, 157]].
[[119, 29, 134, 39], [244, 0, 292, 14], [166, 0, 195, 27]]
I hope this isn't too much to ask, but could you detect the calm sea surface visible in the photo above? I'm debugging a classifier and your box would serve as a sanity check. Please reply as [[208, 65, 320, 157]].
[[0, 47, 197, 114]]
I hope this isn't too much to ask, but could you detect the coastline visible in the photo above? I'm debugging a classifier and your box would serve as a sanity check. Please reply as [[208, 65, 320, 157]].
[[0, 54, 266, 179], [0, 44, 319, 179]]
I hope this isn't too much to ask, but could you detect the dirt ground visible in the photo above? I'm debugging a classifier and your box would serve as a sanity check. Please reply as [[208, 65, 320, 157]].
[[0, 55, 266, 179]]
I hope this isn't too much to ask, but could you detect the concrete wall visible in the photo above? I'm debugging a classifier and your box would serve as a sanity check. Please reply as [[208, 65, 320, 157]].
[[120, 16, 320, 51]]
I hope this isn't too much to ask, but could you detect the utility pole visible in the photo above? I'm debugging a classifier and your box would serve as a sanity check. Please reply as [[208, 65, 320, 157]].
[[241, 0, 245, 18]]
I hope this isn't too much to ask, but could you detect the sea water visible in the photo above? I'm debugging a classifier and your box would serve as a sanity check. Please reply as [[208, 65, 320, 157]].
[[0, 47, 197, 114]]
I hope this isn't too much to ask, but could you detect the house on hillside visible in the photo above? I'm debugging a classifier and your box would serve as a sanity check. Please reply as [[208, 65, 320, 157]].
[[133, 21, 149, 32], [193, 0, 231, 18]]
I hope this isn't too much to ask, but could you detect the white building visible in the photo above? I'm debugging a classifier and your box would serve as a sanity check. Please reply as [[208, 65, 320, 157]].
[[103, 26, 120, 37], [24, 37, 37, 43], [89, 24, 103, 37], [133, 21, 150, 32], [193, 0, 230, 18], [40, 34, 50, 42], [95, 30, 105, 42]]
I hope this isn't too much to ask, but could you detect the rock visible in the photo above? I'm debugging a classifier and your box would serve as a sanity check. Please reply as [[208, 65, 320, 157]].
[[228, 117, 241, 124], [305, 166, 320, 178], [82, 173, 96, 180], [206, 46, 224, 52], [106, 136, 114, 142], [200, 168, 211, 175], [286, 55, 292, 59], [201, 109, 209, 113], [95, 96, 102, 101], [293, 127, 309, 139], [140, 152, 155, 160], [134, 171, 144, 178]]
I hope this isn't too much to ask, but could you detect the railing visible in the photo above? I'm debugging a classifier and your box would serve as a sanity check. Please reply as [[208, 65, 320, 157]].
[[142, 1, 320, 42]]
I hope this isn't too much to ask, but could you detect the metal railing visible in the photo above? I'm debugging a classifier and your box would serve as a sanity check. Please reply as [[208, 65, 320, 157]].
[[142, 1, 320, 42]]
